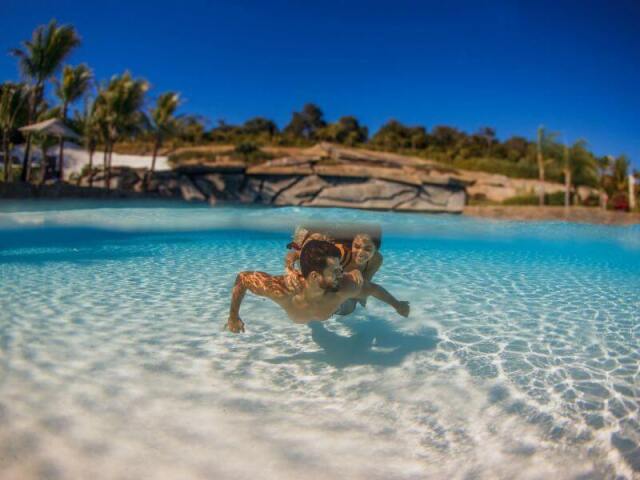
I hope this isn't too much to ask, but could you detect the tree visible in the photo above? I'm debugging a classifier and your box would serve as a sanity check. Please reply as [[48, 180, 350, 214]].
[[501, 136, 529, 163], [73, 97, 100, 187], [11, 19, 80, 182], [536, 126, 545, 205], [562, 144, 571, 207], [242, 116, 278, 142], [35, 133, 58, 185], [209, 119, 239, 143], [370, 120, 408, 150], [476, 126, 496, 156], [370, 120, 428, 151], [567, 140, 597, 191], [284, 103, 326, 141], [429, 125, 463, 151], [94, 72, 148, 189], [317, 115, 368, 146], [460, 132, 489, 158], [612, 155, 630, 192], [54, 64, 92, 179], [148, 92, 180, 185], [176, 115, 206, 144], [408, 126, 428, 150], [0, 83, 29, 181], [536, 126, 560, 205], [25, 107, 59, 184]]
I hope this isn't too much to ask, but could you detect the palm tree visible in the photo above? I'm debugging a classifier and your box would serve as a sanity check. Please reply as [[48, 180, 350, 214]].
[[74, 97, 100, 186], [562, 143, 571, 207], [596, 156, 611, 187], [35, 133, 58, 185], [0, 83, 29, 181], [612, 155, 630, 192], [147, 92, 180, 187], [92, 85, 110, 186], [26, 107, 60, 184], [536, 126, 545, 205], [54, 64, 92, 180], [11, 19, 80, 182], [536, 126, 559, 206], [567, 140, 597, 204], [94, 72, 148, 189]]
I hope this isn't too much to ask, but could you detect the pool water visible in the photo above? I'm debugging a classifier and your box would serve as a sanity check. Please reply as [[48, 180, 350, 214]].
[[1, 201, 639, 479]]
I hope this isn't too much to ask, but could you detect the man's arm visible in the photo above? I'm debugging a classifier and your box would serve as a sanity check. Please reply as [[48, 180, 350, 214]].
[[227, 271, 290, 333], [360, 281, 410, 317]]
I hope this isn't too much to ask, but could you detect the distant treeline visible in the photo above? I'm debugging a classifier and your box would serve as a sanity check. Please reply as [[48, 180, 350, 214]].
[[202, 102, 633, 194]]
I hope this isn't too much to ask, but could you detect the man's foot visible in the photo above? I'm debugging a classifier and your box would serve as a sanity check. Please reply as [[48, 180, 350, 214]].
[[226, 316, 245, 333], [395, 301, 410, 317]]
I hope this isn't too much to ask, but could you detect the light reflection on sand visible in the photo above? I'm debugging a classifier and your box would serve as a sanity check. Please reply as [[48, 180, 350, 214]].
[[0, 204, 638, 479]]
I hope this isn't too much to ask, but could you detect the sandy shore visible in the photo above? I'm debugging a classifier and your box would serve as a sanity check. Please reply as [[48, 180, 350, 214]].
[[464, 205, 640, 225]]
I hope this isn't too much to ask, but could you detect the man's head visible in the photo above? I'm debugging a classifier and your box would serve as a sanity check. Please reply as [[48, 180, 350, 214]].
[[300, 240, 343, 292]]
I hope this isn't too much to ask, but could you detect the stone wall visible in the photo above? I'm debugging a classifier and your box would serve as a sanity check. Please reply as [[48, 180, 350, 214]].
[[76, 164, 468, 213]]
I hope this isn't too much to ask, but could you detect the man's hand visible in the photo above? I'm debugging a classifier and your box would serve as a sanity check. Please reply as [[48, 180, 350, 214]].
[[226, 316, 245, 333], [394, 301, 410, 317]]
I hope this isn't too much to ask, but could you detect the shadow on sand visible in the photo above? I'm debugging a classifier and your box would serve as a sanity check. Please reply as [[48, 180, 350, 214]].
[[269, 316, 439, 368]]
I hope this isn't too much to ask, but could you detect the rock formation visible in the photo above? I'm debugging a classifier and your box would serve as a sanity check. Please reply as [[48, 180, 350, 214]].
[[78, 143, 471, 213]]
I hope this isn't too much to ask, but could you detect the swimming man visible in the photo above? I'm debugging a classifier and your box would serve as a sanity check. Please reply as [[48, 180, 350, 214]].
[[226, 240, 410, 333]]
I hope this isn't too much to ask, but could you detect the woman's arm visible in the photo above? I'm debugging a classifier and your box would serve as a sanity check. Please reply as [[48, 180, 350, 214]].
[[363, 252, 383, 281], [360, 281, 410, 317], [284, 250, 304, 292], [285, 250, 300, 272]]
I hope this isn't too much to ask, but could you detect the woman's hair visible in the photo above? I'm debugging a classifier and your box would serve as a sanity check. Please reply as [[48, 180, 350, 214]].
[[300, 240, 341, 278], [352, 233, 375, 249], [289, 223, 382, 251], [353, 229, 381, 249], [335, 226, 381, 250], [288, 226, 333, 250]]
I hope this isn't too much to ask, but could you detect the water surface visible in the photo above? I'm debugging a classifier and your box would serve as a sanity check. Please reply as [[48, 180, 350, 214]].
[[1, 201, 639, 479]]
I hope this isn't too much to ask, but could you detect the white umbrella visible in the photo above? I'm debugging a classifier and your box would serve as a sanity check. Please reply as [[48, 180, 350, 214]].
[[19, 118, 81, 181], [19, 118, 80, 140]]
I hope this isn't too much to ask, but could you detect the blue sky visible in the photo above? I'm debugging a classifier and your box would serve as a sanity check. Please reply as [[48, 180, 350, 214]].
[[1, 0, 639, 167]]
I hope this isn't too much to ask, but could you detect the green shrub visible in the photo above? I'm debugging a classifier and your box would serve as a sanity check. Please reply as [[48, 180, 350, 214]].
[[502, 194, 539, 205], [451, 157, 539, 179], [582, 193, 601, 207], [502, 192, 566, 206], [168, 150, 224, 165], [234, 141, 258, 156], [232, 142, 274, 165], [545, 191, 565, 206]]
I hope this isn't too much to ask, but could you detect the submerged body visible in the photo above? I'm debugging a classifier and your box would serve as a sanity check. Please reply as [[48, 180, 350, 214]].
[[227, 241, 409, 333], [227, 265, 363, 332], [285, 226, 390, 315]]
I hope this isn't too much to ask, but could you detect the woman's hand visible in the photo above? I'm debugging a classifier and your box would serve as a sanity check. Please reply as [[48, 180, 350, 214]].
[[284, 268, 305, 293]]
